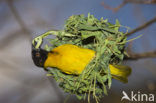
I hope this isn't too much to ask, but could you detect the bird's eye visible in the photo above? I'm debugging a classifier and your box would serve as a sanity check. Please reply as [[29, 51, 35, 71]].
[[36, 52, 40, 57]]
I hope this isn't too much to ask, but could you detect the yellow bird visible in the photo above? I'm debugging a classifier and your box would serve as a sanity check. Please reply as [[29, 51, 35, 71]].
[[32, 44, 131, 83]]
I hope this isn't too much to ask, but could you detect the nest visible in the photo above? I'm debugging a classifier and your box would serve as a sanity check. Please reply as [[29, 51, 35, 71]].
[[42, 14, 127, 102]]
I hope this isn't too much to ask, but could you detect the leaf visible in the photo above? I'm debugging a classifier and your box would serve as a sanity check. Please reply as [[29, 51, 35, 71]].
[[76, 94, 83, 100], [46, 73, 53, 76], [114, 19, 120, 31]]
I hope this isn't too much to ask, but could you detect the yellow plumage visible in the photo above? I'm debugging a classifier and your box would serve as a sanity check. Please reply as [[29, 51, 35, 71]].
[[44, 44, 131, 83], [44, 44, 95, 74]]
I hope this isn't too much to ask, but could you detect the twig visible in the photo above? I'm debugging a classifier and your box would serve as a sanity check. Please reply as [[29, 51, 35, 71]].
[[126, 16, 156, 36], [125, 50, 156, 60], [101, 1, 127, 12], [101, 0, 156, 12], [126, 42, 133, 54], [124, 0, 156, 4]]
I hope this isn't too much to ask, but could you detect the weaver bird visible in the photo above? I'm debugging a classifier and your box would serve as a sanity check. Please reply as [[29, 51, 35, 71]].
[[32, 44, 131, 83]]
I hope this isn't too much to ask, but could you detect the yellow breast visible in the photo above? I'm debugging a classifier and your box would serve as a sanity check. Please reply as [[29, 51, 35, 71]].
[[44, 44, 95, 74]]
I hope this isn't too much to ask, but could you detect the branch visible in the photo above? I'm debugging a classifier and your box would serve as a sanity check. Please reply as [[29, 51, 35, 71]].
[[101, 1, 127, 12], [124, 0, 156, 4], [125, 50, 156, 60], [126, 16, 156, 36], [101, 0, 156, 12]]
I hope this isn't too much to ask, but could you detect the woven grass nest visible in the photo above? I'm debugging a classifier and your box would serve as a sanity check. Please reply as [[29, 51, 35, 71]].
[[38, 14, 128, 102]]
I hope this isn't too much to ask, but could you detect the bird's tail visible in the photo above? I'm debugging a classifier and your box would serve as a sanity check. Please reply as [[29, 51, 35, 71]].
[[109, 64, 132, 83]]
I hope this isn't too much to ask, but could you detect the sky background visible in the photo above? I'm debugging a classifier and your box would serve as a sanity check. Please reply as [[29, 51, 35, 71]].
[[0, 0, 156, 103]]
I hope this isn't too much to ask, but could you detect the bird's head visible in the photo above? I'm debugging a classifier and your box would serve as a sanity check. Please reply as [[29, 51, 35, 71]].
[[32, 44, 48, 67]]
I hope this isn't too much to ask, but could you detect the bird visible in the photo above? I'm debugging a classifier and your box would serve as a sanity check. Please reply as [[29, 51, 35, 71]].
[[32, 44, 131, 83]]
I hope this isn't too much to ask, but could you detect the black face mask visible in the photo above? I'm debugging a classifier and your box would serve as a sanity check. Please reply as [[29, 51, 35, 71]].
[[32, 45, 48, 67]]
